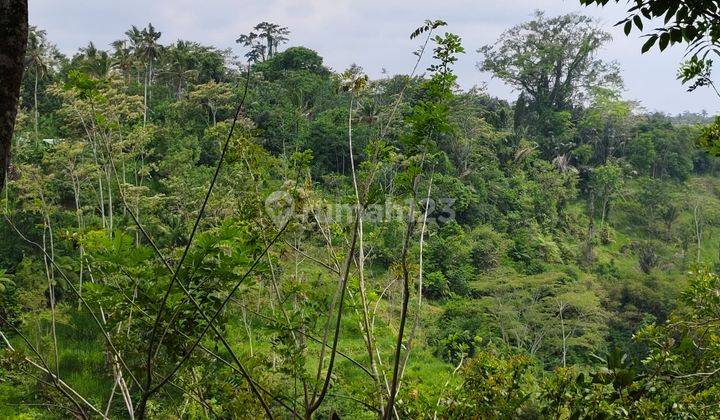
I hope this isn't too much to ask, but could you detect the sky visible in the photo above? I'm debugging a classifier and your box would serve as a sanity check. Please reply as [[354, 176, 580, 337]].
[[29, 0, 720, 115]]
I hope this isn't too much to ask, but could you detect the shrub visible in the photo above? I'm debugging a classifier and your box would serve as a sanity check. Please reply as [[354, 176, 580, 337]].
[[424, 271, 450, 300], [469, 225, 506, 271], [507, 226, 550, 274], [636, 241, 659, 274]]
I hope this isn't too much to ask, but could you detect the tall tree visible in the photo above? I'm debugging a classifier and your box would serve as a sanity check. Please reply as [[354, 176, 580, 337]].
[[0, 0, 28, 191], [578, 88, 634, 164], [126, 23, 162, 125], [76, 42, 111, 78], [478, 12, 622, 157], [236, 31, 265, 62], [25, 26, 50, 143], [110, 39, 137, 85], [236, 22, 289, 62], [254, 22, 289, 59], [161, 41, 199, 98]]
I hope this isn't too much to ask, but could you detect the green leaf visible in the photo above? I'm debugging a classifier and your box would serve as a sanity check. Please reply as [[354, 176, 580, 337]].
[[641, 35, 657, 53], [665, 2, 680, 24], [659, 32, 670, 51], [633, 15, 643, 31], [624, 20, 632, 36], [670, 28, 682, 43]]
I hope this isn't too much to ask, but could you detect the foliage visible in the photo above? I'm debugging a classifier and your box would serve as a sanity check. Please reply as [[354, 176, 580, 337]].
[[479, 12, 621, 158], [580, 0, 720, 57], [1, 13, 719, 419]]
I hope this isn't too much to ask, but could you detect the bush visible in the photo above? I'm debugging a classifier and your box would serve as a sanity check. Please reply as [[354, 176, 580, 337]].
[[636, 241, 659, 274], [507, 226, 552, 274], [429, 300, 491, 362], [445, 349, 535, 418], [425, 221, 482, 295], [599, 225, 613, 245], [594, 259, 620, 281], [424, 271, 450, 300], [469, 225, 506, 271]]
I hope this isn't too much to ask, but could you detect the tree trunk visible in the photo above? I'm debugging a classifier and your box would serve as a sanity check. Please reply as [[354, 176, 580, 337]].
[[106, 167, 113, 236], [34, 70, 39, 143], [143, 68, 148, 126], [558, 302, 567, 368], [0, 0, 28, 191], [601, 196, 609, 227], [694, 204, 702, 264], [584, 193, 596, 262]]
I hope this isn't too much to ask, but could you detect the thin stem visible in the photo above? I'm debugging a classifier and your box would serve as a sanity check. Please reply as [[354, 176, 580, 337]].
[[307, 213, 360, 417]]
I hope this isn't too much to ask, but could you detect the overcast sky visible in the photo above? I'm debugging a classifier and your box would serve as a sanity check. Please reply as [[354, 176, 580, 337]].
[[29, 0, 720, 115]]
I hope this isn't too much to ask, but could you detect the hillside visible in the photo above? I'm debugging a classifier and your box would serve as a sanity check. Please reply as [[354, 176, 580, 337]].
[[1, 13, 720, 419]]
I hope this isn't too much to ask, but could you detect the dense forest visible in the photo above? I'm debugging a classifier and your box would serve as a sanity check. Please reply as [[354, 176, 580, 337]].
[[1, 4, 720, 419]]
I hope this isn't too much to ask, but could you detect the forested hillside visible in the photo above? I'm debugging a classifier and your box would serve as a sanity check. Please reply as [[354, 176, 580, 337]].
[[1, 11, 720, 419]]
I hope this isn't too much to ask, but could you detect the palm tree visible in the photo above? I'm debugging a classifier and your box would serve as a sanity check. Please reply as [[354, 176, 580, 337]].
[[110, 40, 134, 82], [25, 26, 49, 143], [126, 23, 162, 124], [78, 42, 111, 78], [123, 26, 143, 83], [161, 41, 200, 98]]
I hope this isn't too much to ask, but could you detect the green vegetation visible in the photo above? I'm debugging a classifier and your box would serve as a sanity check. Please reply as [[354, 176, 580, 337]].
[[1, 12, 720, 419]]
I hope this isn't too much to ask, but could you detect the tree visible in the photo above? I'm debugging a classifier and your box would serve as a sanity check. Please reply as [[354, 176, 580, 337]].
[[254, 22, 289, 59], [578, 89, 634, 165], [25, 26, 53, 143], [75, 42, 111, 78], [478, 12, 621, 157], [698, 115, 720, 156], [110, 39, 134, 82], [236, 31, 265, 62], [579, 0, 720, 156], [236, 22, 290, 62], [633, 269, 720, 413], [659, 202, 679, 241], [584, 163, 622, 261], [254, 46, 329, 79], [589, 162, 623, 226], [384, 28, 464, 419], [125, 23, 162, 125], [188, 81, 235, 127], [626, 132, 657, 174], [158, 41, 227, 98], [0, 0, 28, 191], [636, 177, 666, 232], [579, 0, 720, 57], [627, 113, 696, 180], [554, 288, 607, 367]]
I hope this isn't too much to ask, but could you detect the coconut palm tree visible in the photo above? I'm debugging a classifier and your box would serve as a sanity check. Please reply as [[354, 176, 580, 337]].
[[126, 23, 162, 124], [25, 26, 50, 143], [110, 39, 135, 82], [78, 42, 111, 78], [161, 41, 200, 98]]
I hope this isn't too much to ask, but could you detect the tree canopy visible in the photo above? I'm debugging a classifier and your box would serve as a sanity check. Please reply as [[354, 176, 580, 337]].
[[1, 13, 720, 419]]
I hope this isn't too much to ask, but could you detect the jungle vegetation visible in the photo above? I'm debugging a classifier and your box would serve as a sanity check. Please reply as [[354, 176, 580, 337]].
[[1, 6, 720, 419]]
